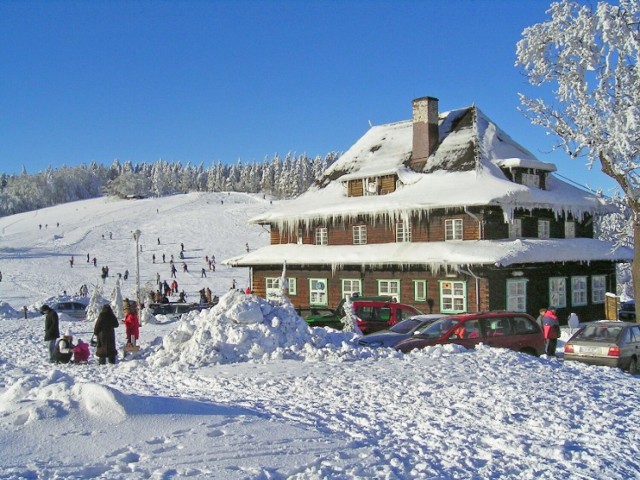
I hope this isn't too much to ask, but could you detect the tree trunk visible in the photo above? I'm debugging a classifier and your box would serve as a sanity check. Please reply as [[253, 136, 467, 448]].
[[634, 220, 640, 323]]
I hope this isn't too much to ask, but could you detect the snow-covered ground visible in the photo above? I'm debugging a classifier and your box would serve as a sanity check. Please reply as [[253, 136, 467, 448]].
[[0, 192, 639, 479]]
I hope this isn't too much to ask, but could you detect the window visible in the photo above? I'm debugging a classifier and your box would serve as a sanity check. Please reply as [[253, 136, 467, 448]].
[[378, 280, 400, 302], [353, 225, 367, 245], [287, 278, 297, 296], [591, 275, 606, 304], [570, 276, 587, 306], [445, 219, 463, 240], [522, 172, 540, 188], [266, 277, 296, 298], [506, 279, 527, 312], [341, 279, 362, 299], [538, 220, 550, 239], [315, 227, 328, 246], [265, 277, 280, 300], [549, 277, 567, 308], [309, 278, 328, 306], [440, 281, 467, 313], [296, 228, 303, 244], [396, 221, 412, 242], [414, 280, 427, 302], [565, 221, 576, 239], [508, 219, 522, 239]]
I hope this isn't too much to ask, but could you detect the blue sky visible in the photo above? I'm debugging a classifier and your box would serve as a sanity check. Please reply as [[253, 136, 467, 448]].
[[0, 0, 618, 193]]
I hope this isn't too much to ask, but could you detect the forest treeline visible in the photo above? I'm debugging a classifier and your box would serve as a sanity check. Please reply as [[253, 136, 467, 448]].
[[0, 153, 340, 217]]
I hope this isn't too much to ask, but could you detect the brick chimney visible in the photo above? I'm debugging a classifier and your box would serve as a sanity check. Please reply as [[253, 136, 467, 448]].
[[409, 96, 439, 171]]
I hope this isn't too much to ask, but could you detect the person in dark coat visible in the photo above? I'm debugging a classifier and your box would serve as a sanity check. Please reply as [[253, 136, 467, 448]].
[[94, 304, 119, 365], [41, 304, 60, 362]]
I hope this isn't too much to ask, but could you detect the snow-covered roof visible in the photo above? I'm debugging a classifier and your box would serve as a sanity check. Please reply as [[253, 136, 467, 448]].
[[224, 238, 633, 271], [251, 106, 612, 231]]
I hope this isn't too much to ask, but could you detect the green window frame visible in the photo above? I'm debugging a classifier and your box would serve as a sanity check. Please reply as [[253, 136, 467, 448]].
[[414, 280, 427, 302], [549, 277, 567, 308], [571, 276, 588, 306], [506, 278, 527, 312], [309, 278, 328, 306], [440, 280, 467, 313], [591, 275, 606, 304]]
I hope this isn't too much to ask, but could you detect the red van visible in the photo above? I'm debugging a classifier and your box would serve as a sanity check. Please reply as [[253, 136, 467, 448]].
[[348, 299, 421, 335]]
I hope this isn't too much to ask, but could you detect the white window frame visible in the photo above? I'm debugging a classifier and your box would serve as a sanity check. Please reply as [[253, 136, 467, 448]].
[[506, 278, 527, 312], [265, 277, 280, 300], [445, 219, 463, 241], [309, 278, 328, 306], [315, 227, 328, 246], [538, 220, 550, 239], [522, 172, 540, 188], [396, 221, 412, 242], [297, 228, 303, 245], [571, 276, 588, 306], [353, 225, 367, 245], [377, 279, 400, 302], [440, 280, 467, 313], [341, 279, 362, 300], [549, 277, 567, 308], [414, 280, 427, 302], [266, 277, 296, 298], [565, 221, 576, 239], [591, 275, 606, 304], [508, 219, 522, 239]]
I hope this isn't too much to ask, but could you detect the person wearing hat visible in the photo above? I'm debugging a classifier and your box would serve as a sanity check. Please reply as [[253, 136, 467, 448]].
[[41, 304, 60, 363], [53, 329, 74, 364]]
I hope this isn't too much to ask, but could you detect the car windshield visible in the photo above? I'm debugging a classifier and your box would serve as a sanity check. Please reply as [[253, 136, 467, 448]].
[[389, 318, 423, 333], [416, 317, 459, 339], [573, 325, 623, 342]]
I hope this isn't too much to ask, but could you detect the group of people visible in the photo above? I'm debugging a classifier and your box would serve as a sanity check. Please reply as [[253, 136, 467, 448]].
[[42, 298, 140, 366]]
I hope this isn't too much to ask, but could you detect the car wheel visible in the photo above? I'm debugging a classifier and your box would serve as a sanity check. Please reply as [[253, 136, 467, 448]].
[[629, 357, 638, 375]]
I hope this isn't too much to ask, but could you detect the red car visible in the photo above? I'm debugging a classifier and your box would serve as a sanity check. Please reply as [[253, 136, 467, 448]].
[[349, 300, 421, 335], [394, 311, 544, 356]]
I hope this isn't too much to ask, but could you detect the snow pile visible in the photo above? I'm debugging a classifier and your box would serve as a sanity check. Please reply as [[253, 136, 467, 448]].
[[149, 290, 399, 367], [0, 301, 21, 320]]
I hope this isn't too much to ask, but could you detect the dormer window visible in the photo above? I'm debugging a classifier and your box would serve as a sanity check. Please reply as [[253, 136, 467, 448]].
[[364, 178, 378, 196], [521, 172, 540, 188]]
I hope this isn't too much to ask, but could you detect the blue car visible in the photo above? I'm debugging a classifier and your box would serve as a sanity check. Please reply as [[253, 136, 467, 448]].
[[358, 314, 447, 348]]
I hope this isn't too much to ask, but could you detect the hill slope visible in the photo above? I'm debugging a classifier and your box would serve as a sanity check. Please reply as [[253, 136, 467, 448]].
[[0, 192, 272, 308]]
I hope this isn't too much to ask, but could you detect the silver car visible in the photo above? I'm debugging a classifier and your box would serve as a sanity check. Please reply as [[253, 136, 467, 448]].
[[358, 314, 446, 348], [564, 321, 640, 374], [51, 301, 88, 320]]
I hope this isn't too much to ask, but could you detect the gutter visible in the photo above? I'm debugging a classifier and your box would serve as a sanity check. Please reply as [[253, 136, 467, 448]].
[[460, 267, 481, 312], [464, 207, 484, 240]]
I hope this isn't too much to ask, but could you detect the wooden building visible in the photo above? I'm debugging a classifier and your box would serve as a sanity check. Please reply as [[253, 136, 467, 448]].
[[225, 97, 633, 322]]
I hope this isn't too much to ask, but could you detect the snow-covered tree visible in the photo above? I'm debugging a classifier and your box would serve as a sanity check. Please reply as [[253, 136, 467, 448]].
[[86, 282, 105, 324], [340, 295, 362, 335], [111, 277, 124, 320], [516, 0, 640, 313]]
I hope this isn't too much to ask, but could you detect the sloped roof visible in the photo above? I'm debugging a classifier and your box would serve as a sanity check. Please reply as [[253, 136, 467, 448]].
[[224, 238, 633, 270], [251, 105, 611, 232]]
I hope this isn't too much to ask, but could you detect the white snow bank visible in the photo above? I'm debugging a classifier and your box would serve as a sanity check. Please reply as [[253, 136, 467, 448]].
[[148, 290, 400, 367]]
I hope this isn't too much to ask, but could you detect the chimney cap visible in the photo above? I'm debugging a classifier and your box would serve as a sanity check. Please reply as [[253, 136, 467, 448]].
[[413, 96, 439, 103]]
